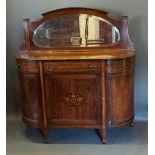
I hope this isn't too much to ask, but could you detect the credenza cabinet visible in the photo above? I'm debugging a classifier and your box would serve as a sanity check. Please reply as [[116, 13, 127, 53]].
[[16, 7, 135, 143]]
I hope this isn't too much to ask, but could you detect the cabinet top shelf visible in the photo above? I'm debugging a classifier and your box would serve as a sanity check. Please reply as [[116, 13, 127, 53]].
[[21, 7, 134, 50]]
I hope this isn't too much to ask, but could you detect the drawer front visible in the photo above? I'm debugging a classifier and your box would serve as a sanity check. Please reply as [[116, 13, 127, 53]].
[[106, 59, 124, 73], [16, 61, 39, 73], [43, 61, 102, 73], [106, 57, 135, 73], [125, 57, 135, 69]]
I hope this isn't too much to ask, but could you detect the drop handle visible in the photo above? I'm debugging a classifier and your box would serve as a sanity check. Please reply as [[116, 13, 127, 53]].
[[88, 65, 97, 70]]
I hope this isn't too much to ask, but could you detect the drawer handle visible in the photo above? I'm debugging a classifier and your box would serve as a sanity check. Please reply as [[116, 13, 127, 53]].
[[46, 65, 56, 71], [126, 62, 131, 66], [88, 65, 97, 70]]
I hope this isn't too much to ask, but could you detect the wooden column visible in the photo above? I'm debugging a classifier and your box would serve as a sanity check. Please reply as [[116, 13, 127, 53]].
[[101, 62, 106, 144], [39, 61, 48, 143]]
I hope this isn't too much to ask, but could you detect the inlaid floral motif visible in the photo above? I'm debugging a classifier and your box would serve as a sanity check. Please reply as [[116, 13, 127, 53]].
[[63, 93, 85, 106]]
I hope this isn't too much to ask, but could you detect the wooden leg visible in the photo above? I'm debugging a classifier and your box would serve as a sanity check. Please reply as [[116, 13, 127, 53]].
[[102, 127, 106, 144], [129, 120, 134, 127], [39, 62, 48, 143], [41, 128, 49, 143], [101, 63, 106, 144], [94, 129, 106, 144]]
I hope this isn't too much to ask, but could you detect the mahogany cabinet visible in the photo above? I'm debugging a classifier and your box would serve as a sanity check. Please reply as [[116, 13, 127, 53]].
[[16, 8, 135, 143]]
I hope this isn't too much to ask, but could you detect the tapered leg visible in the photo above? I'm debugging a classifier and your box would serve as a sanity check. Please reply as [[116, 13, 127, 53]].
[[102, 127, 106, 144], [94, 129, 106, 144], [101, 63, 106, 144], [41, 128, 49, 143], [39, 62, 48, 143]]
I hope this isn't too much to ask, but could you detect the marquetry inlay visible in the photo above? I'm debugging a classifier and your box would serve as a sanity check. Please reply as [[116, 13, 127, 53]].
[[63, 93, 85, 106]]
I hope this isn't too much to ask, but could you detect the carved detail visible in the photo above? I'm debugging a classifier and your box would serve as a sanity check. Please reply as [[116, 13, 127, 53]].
[[63, 93, 85, 106]]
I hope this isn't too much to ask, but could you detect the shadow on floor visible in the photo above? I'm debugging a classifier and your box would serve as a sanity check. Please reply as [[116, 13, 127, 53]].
[[6, 117, 148, 155], [23, 121, 147, 144]]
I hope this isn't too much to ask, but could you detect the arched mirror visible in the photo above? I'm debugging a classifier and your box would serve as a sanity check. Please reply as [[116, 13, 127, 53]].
[[32, 14, 120, 48]]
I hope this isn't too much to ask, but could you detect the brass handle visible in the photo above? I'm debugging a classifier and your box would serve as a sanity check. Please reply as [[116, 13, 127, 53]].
[[88, 65, 97, 70], [46, 65, 56, 71], [126, 62, 131, 66]]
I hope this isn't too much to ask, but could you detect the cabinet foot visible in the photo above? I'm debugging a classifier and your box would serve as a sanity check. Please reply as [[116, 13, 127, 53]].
[[129, 121, 134, 127], [102, 140, 106, 144], [94, 129, 106, 144], [41, 129, 49, 143], [102, 128, 106, 144]]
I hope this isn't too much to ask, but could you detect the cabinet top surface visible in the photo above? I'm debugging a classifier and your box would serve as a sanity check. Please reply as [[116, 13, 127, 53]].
[[16, 49, 135, 61]]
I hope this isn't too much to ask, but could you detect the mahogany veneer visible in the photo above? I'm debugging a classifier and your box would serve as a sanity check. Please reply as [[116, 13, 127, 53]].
[[16, 7, 135, 144]]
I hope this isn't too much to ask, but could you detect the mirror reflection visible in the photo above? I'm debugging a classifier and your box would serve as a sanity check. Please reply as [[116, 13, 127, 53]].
[[32, 14, 120, 48]]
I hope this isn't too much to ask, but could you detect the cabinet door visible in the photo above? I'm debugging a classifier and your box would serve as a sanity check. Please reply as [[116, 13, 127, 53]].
[[19, 74, 43, 126], [44, 74, 101, 126], [107, 70, 134, 127]]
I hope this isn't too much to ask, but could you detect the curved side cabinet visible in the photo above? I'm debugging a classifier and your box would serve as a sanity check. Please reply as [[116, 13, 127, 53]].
[[106, 57, 135, 128], [17, 60, 43, 128]]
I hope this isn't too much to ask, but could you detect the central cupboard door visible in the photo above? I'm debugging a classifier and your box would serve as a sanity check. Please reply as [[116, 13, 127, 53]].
[[44, 73, 101, 126]]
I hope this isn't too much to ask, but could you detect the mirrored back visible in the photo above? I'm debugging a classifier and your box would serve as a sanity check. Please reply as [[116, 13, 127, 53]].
[[32, 14, 120, 48]]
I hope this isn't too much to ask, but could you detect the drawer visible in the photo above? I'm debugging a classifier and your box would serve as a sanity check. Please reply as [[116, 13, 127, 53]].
[[43, 61, 102, 73], [125, 57, 135, 69], [106, 59, 124, 73], [16, 61, 39, 73], [106, 57, 135, 73]]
